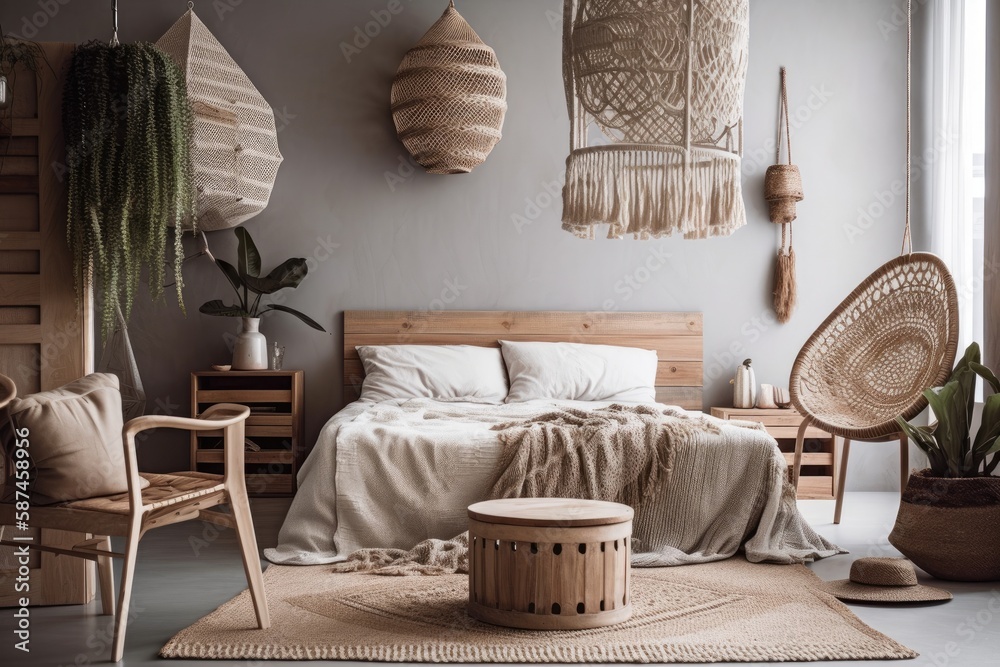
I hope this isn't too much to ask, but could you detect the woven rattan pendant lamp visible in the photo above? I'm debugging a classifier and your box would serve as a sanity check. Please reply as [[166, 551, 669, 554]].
[[390, 0, 507, 174], [157, 5, 283, 231], [789, 0, 959, 523], [561, 0, 750, 239]]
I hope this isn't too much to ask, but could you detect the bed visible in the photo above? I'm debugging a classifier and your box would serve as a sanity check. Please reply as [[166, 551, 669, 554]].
[[264, 311, 840, 567]]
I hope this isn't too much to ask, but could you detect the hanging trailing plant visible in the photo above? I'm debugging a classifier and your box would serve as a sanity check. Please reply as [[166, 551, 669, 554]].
[[63, 41, 195, 333]]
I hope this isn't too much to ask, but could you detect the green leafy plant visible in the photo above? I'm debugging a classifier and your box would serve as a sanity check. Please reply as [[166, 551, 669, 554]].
[[0, 26, 49, 92], [199, 227, 325, 332], [0, 27, 51, 149], [896, 343, 1000, 478], [63, 41, 195, 334]]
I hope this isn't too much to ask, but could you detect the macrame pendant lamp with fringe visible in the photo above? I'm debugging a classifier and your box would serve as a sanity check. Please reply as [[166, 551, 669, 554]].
[[561, 0, 750, 239], [789, 0, 960, 441], [765, 67, 803, 324], [390, 0, 507, 174], [157, 6, 283, 231]]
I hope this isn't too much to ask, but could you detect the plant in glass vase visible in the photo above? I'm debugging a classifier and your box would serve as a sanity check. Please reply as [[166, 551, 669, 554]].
[[200, 228, 325, 370]]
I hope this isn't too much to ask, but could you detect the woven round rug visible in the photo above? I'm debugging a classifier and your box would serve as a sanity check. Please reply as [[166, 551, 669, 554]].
[[160, 557, 916, 662]]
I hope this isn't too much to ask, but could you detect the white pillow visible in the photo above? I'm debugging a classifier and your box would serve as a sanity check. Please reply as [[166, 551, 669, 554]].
[[500, 340, 657, 403], [356, 345, 508, 403]]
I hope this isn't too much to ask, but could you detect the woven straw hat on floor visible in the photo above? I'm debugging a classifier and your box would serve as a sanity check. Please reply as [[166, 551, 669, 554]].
[[820, 558, 952, 603]]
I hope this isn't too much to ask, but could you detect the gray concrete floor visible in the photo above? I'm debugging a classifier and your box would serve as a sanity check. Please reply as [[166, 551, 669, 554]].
[[2, 492, 998, 666]]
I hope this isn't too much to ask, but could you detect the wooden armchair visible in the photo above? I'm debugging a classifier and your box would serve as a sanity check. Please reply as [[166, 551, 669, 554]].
[[0, 374, 269, 662]]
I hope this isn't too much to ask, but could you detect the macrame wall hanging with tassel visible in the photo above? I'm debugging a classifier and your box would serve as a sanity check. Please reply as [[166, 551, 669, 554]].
[[561, 0, 750, 239], [764, 67, 802, 323]]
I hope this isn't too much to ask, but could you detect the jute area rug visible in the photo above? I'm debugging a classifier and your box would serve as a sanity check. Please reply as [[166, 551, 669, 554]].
[[161, 557, 916, 662]]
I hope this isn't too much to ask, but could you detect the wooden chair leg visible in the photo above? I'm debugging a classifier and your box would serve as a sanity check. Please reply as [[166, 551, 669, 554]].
[[791, 419, 810, 489], [834, 439, 851, 525], [899, 432, 910, 492], [229, 489, 271, 629], [112, 518, 142, 662], [97, 535, 115, 617]]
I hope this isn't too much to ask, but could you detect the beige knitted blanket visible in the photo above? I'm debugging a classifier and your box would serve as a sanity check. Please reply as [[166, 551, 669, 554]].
[[266, 398, 841, 568], [331, 404, 810, 576]]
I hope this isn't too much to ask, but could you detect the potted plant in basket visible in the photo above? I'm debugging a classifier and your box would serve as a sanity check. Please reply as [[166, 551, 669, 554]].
[[201, 227, 326, 370], [890, 342, 1000, 581]]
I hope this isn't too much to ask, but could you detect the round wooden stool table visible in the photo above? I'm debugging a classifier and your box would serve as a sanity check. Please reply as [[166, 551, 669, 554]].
[[466, 498, 633, 630]]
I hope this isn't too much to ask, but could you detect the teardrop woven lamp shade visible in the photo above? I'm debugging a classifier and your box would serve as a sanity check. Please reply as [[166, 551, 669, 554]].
[[562, 0, 749, 239], [789, 253, 959, 441], [157, 9, 283, 231], [390, 1, 507, 174]]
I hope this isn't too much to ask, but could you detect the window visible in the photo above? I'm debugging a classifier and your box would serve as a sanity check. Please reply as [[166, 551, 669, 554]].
[[926, 0, 986, 393]]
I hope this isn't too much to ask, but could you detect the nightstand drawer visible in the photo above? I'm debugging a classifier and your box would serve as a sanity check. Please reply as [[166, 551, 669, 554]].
[[191, 370, 304, 498], [196, 424, 293, 439], [197, 389, 291, 403], [711, 406, 838, 501], [196, 450, 296, 465]]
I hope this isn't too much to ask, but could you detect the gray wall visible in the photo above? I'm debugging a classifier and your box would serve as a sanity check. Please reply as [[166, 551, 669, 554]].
[[0, 0, 923, 491]]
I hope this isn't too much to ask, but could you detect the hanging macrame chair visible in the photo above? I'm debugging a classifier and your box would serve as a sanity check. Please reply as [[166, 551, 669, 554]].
[[788, 0, 959, 523]]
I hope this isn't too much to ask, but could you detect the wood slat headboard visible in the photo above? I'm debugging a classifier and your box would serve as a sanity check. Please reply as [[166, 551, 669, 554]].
[[343, 311, 703, 409]]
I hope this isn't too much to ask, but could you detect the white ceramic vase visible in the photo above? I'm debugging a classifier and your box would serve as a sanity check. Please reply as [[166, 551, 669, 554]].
[[232, 317, 268, 370]]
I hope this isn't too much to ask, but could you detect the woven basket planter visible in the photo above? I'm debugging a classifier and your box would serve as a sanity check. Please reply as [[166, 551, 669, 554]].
[[157, 9, 283, 230], [764, 164, 803, 224], [889, 470, 1000, 581], [391, 1, 507, 174]]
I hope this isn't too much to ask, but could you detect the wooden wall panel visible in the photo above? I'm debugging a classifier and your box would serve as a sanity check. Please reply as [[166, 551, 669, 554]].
[[0, 43, 95, 608]]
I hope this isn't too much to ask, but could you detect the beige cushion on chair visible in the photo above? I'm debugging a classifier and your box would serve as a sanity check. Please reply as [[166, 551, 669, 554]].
[[5, 373, 146, 502]]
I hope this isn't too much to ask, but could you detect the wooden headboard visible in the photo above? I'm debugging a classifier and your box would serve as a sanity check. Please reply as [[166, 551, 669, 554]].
[[343, 311, 703, 409]]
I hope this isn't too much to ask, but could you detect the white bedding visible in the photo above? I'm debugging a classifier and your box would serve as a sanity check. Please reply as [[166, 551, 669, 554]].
[[265, 398, 841, 566]]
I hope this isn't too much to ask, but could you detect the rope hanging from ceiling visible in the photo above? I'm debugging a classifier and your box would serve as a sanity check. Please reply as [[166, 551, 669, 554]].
[[789, 0, 960, 440], [765, 67, 803, 323]]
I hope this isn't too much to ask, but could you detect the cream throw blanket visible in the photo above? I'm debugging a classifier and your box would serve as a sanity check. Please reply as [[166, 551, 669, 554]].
[[330, 404, 839, 575], [264, 398, 840, 567]]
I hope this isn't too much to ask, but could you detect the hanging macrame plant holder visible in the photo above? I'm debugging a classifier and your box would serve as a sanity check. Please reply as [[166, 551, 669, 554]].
[[765, 68, 803, 323], [390, 0, 507, 174], [790, 0, 960, 441], [561, 0, 750, 239], [157, 6, 283, 231]]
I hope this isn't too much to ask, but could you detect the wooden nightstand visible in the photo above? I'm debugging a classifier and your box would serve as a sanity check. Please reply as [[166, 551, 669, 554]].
[[710, 407, 840, 500], [190, 370, 304, 497]]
